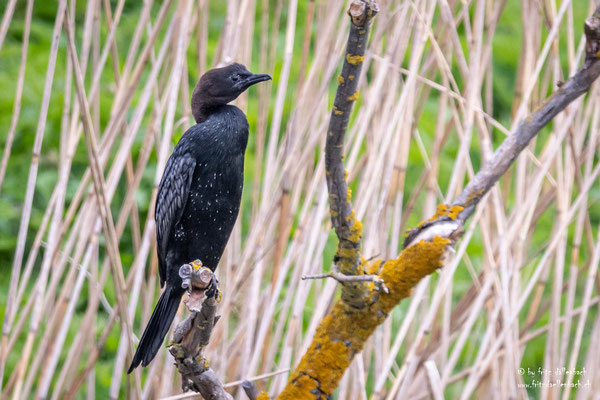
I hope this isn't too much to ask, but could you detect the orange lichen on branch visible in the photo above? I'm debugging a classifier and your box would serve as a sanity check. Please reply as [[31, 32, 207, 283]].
[[464, 187, 485, 205], [347, 90, 359, 101], [365, 258, 383, 275], [343, 210, 362, 244], [277, 299, 384, 400], [417, 204, 464, 228], [258, 392, 271, 400], [431, 204, 463, 220], [376, 236, 450, 310], [337, 75, 345, 84], [346, 54, 365, 65], [276, 236, 450, 400]]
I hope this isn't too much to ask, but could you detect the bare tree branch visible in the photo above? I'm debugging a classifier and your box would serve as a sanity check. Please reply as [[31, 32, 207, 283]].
[[274, 4, 600, 400], [168, 264, 232, 400], [302, 271, 389, 293], [241, 380, 260, 400], [404, 7, 600, 245], [325, 0, 379, 308]]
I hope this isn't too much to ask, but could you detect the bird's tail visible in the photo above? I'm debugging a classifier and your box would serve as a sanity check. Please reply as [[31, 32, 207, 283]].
[[128, 287, 183, 373]]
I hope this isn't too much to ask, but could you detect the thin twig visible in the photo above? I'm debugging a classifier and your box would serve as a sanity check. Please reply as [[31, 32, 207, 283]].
[[302, 271, 389, 294]]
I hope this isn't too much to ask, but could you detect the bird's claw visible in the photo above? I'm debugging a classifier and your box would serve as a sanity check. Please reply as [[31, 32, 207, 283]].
[[205, 278, 222, 302]]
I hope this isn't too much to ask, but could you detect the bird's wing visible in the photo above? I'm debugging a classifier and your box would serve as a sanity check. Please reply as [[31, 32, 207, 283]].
[[155, 153, 196, 287]]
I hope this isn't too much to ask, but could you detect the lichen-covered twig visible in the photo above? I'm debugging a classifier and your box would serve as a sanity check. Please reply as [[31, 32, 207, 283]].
[[324, 0, 379, 309], [168, 263, 232, 400]]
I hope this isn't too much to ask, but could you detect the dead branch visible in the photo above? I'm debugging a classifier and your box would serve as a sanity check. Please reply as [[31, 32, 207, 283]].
[[302, 271, 389, 293], [241, 380, 261, 400], [324, 0, 379, 309], [274, 3, 600, 400], [404, 7, 600, 247], [168, 263, 232, 400]]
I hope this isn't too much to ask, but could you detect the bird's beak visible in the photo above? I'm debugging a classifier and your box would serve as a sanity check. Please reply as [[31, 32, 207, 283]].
[[236, 73, 272, 91]]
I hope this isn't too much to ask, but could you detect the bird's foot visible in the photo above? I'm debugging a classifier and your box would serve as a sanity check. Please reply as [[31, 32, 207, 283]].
[[205, 278, 222, 303]]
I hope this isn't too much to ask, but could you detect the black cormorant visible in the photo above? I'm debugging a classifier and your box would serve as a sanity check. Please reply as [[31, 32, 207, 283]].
[[128, 63, 271, 372]]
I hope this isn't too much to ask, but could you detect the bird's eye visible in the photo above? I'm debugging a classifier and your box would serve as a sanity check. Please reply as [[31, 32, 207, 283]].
[[231, 74, 240, 82]]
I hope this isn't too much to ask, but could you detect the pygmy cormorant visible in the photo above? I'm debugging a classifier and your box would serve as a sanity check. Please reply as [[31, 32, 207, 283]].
[[128, 63, 271, 372]]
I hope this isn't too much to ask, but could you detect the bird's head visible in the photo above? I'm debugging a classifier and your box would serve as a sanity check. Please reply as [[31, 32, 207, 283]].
[[191, 63, 271, 123]]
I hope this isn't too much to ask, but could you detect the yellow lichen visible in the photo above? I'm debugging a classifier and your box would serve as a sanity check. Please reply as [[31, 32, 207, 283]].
[[335, 210, 362, 245], [418, 204, 465, 227], [278, 300, 382, 399], [377, 236, 450, 311], [278, 236, 450, 399], [337, 75, 345, 84], [465, 188, 485, 204], [346, 54, 365, 65], [359, 30, 366, 34], [257, 393, 270, 400], [335, 246, 358, 260], [348, 75, 355, 80], [329, 209, 338, 217], [448, 205, 463, 220], [347, 219, 362, 243], [365, 259, 382, 275], [347, 90, 359, 101], [333, 106, 344, 115], [346, 187, 352, 203], [345, 210, 357, 223]]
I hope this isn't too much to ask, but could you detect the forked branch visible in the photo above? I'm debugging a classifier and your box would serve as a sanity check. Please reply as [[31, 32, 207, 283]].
[[273, 3, 600, 400], [168, 263, 232, 400], [324, 0, 379, 309]]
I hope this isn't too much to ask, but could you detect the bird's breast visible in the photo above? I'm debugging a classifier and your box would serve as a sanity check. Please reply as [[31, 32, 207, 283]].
[[172, 153, 244, 269]]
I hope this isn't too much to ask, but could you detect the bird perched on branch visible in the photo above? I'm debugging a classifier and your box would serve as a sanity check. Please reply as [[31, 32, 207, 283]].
[[128, 63, 271, 372]]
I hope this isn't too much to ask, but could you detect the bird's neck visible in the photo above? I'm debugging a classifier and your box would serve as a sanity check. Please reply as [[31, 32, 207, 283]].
[[196, 105, 249, 153], [191, 86, 229, 123], [193, 102, 225, 124]]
